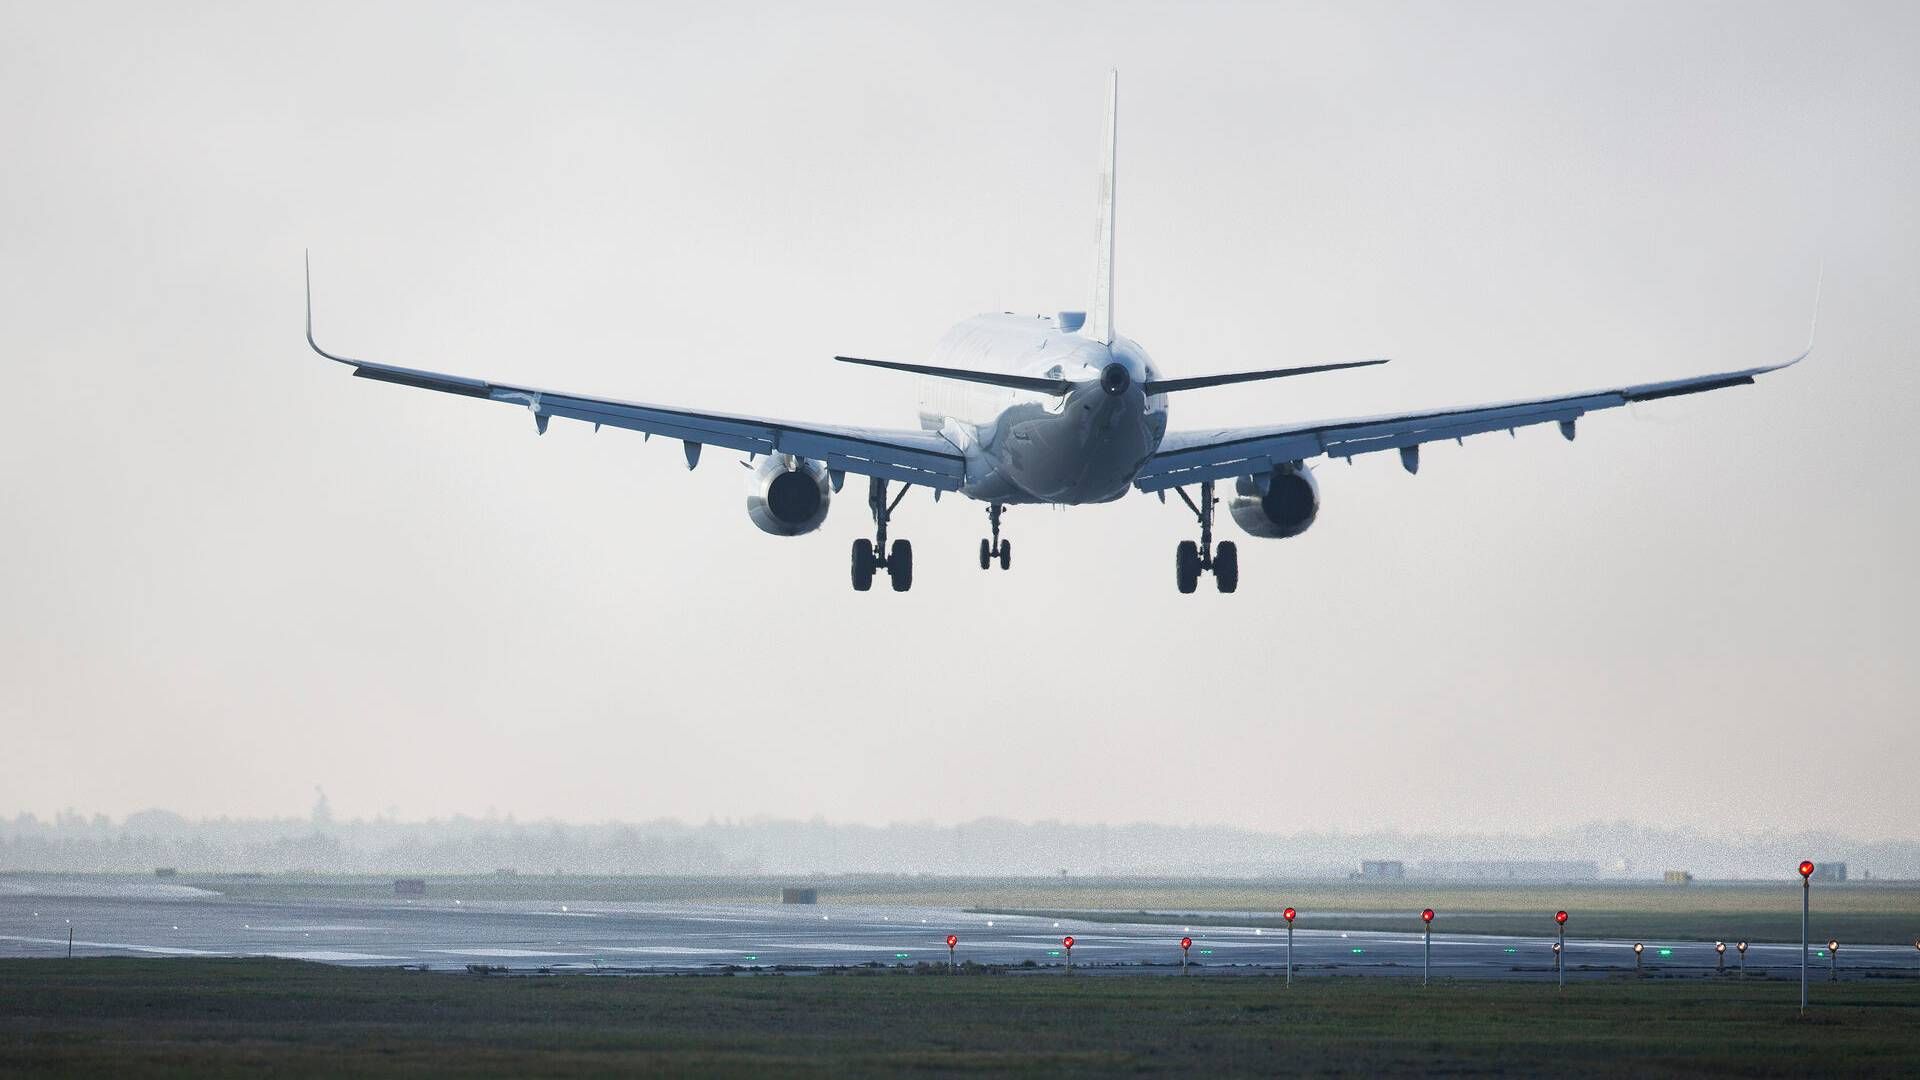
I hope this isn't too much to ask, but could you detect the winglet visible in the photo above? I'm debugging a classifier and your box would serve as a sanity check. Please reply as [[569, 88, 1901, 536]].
[[305, 251, 361, 367], [1806, 259, 1823, 358]]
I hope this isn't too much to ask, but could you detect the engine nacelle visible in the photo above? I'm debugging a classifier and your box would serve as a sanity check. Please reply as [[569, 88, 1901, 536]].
[[1228, 467, 1319, 539], [746, 455, 832, 536]]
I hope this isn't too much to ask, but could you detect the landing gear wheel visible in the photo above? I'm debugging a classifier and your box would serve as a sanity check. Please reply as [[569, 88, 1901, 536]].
[[1176, 540, 1201, 594], [888, 539, 914, 592], [997, 539, 1011, 570], [979, 538, 992, 570], [1214, 541, 1238, 594], [851, 538, 875, 592]]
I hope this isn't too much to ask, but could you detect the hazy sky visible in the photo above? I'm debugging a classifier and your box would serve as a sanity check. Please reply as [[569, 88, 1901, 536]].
[[2, 1, 1915, 839]]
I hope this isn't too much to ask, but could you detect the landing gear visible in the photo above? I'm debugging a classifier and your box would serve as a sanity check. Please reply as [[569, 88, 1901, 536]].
[[1172, 479, 1238, 593], [978, 503, 1011, 570], [852, 477, 915, 592]]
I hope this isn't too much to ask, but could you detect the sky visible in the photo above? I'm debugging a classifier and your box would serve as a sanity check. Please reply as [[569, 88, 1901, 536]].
[[1, 1, 1915, 840]]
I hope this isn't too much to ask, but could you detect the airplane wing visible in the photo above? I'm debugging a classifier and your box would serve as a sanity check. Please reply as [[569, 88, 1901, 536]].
[[306, 271, 965, 492], [1132, 350, 1804, 492]]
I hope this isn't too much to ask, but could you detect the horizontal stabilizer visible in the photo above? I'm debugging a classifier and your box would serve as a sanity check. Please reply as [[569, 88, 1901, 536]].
[[835, 355, 1071, 395], [1143, 358, 1388, 396]]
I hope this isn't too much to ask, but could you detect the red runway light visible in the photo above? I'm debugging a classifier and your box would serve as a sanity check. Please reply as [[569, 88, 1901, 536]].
[[946, 934, 957, 948], [1283, 908, 1296, 922], [1062, 935, 1074, 949], [1799, 860, 1815, 878], [1180, 936, 1192, 950], [1421, 908, 1434, 923], [1555, 910, 1568, 925]]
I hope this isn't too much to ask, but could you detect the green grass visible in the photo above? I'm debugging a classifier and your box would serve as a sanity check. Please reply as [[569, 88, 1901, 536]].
[[2, 959, 1917, 1076]]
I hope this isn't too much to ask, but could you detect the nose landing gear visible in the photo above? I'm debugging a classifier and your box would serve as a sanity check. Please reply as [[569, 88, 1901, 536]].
[[978, 503, 1011, 570], [1172, 479, 1237, 594], [851, 477, 913, 592]]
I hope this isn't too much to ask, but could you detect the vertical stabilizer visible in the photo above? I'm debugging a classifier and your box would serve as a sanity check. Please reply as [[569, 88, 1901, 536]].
[[1084, 70, 1118, 345]]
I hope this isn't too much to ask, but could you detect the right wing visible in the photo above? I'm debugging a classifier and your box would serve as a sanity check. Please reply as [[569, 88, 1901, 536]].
[[1134, 351, 1803, 492], [306, 264, 965, 491]]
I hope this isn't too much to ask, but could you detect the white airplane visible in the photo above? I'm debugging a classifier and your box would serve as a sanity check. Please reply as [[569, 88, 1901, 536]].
[[307, 72, 1804, 594]]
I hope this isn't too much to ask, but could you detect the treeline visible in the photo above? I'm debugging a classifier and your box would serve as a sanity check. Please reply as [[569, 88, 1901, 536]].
[[2, 810, 1915, 879]]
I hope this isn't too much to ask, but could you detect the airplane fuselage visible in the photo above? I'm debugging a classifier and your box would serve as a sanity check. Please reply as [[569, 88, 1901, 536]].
[[917, 313, 1168, 504]]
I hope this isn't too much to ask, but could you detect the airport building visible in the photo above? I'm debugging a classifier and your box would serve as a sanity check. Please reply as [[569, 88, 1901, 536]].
[[1415, 860, 1600, 882], [1356, 860, 1406, 880]]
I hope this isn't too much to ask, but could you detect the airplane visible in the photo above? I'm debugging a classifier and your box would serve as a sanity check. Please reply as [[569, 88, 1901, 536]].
[[306, 71, 1805, 595]]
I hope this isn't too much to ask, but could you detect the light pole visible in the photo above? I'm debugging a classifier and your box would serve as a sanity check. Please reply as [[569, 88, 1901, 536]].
[[1633, 941, 1643, 976], [1180, 935, 1191, 976], [1737, 940, 1747, 976], [1715, 941, 1725, 973], [1421, 908, 1434, 986], [1799, 860, 1814, 1012], [1284, 908, 1296, 986], [1555, 910, 1568, 989], [947, 934, 957, 973], [1828, 940, 1839, 982]]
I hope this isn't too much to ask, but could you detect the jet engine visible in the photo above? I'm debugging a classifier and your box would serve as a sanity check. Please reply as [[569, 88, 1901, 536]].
[[746, 455, 832, 536], [1228, 467, 1319, 539]]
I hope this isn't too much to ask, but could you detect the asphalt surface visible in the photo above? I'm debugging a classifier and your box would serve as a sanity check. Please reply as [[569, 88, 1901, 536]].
[[4, 880, 1917, 979]]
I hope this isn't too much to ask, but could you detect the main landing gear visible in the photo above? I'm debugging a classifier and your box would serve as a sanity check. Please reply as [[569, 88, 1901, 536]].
[[1172, 478, 1237, 594], [851, 476, 913, 592], [978, 503, 1011, 570]]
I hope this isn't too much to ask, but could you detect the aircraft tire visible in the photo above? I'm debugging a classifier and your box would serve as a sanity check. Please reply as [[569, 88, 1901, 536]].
[[1215, 541, 1239, 593], [979, 538, 992, 570], [998, 539, 1011, 570], [889, 539, 914, 592], [1176, 541, 1200, 594], [852, 538, 875, 591]]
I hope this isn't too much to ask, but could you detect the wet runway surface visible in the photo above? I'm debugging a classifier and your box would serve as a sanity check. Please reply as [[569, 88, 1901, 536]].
[[4, 882, 1917, 979]]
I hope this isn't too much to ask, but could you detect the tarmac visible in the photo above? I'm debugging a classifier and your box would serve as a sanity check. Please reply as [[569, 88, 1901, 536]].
[[4, 878, 1918, 979]]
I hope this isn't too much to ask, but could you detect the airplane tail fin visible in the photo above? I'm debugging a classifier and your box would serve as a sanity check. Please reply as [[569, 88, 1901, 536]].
[[1083, 70, 1118, 345]]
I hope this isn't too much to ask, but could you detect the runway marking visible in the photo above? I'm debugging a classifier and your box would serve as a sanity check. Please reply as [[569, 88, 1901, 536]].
[[598, 946, 740, 956], [424, 948, 590, 958], [0, 934, 219, 956], [260, 950, 407, 962]]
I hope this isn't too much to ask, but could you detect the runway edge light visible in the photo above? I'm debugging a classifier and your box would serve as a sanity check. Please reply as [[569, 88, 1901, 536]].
[[1283, 908, 1296, 986]]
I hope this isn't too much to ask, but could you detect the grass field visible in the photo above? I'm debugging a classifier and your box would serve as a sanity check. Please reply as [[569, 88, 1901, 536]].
[[2, 958, 1917, 1076]]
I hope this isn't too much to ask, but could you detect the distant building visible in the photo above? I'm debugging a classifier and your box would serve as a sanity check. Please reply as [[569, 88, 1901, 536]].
[[1810, 863, 1847, 883], [1415, 860, 1599, 883], [1663, 870, 1694, 885], [153, 867, 177, 878], [393, 878, 426, 896], [781, 887, 818, 904], [1357, 860, 1406, 880]]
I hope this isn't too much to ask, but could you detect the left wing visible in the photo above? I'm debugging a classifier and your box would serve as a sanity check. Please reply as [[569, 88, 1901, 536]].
[[306, 262, 964, 491], [1133, 351, 1803, 492]]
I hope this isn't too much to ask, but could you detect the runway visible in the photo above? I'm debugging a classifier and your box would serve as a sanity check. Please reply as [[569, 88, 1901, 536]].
[[4, 880, 1916, 979]]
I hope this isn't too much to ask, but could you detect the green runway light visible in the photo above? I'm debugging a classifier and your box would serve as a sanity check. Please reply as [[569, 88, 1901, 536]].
[[894, 953, 910, 959], [1350, 948, 1365, 954], [1658, 949, 1673, 957], [1199, 949, 1213, 956], [743, 955, 757, 961], [1504, 948, 1516, 954], [1817, 950, 1827, 958], [1047, 950, 1061, 957]]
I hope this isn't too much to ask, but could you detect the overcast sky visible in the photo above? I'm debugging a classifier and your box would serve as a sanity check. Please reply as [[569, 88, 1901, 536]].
[[2, 1, 1914, 840]]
